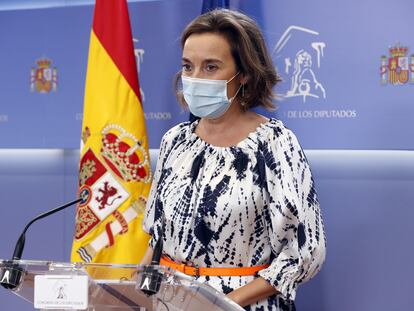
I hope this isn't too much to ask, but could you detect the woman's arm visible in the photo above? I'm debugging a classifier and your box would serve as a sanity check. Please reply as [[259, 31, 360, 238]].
[[139, 246, 154, 265], [226, 277, 279, 307], [227, 126, 326, 307]]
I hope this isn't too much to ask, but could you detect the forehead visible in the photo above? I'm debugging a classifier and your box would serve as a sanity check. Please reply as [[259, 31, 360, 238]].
[[182, 32, 233, 62]]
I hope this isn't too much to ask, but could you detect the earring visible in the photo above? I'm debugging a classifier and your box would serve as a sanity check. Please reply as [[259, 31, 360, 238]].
[[240, 84, 246, 107]]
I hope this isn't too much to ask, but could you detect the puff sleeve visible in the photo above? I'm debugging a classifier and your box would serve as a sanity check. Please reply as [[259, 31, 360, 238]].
[[257, 126, 326, 301], [142, 127, 175, 248]]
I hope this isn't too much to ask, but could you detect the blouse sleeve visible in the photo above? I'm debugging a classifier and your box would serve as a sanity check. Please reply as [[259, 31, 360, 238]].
[[142, 129, 174, 248], [257, 126, 326, 301]]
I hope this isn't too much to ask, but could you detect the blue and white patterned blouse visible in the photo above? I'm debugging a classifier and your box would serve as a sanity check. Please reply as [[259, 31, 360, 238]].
[[143, 118, 326, 311]]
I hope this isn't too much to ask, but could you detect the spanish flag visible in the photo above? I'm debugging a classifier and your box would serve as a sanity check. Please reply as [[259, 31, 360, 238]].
[[71, 0, 151, 264]]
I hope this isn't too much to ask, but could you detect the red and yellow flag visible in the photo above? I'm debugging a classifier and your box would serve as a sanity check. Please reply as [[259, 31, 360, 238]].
[[71, 0, 151, 264]]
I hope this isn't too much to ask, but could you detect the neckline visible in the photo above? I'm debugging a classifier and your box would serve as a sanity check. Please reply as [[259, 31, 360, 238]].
[[190, 118, 275, 150]]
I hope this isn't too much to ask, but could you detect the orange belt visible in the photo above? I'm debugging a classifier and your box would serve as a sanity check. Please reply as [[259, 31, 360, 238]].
[[160, 255, 269, 277]]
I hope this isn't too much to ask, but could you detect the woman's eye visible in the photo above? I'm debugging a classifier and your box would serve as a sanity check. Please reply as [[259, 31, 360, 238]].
[[205, 64, 218, 71], [182, 64, 192, 71]]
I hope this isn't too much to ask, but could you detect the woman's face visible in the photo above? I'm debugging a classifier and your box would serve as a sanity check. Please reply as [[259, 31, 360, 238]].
[[182, 32, 241, 98]]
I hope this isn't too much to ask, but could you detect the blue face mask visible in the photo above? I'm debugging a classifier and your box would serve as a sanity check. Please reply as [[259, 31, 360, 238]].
[[182, 72, 241, 119]]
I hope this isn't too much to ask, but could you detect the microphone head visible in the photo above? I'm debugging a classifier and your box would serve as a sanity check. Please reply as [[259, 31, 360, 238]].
[[0, 263, 24, 290], [137, 266, 163, 296]]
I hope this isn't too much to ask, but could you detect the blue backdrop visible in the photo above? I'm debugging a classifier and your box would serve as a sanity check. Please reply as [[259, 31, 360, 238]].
[[0, 0, 413, 149], [1, 1, 414, 311]]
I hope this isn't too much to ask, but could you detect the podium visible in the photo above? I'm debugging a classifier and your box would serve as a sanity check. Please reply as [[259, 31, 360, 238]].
[[0, 259, 244, 310]]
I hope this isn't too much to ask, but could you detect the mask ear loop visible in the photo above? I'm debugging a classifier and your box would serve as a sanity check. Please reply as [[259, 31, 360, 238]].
[[228, 72, 247, 108], [227, 71, 241, 84], [229, 83, 243, 103]]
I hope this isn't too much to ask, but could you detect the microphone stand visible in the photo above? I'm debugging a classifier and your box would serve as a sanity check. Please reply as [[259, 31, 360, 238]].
[[0, 198, 83, 290]]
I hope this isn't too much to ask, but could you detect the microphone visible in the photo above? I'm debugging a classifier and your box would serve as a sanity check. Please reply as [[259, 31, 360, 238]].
[[12, 198, 83, 261], [150, 235, 163, 266], [0, 197, 84, 290], [139, 228, 164, 296]]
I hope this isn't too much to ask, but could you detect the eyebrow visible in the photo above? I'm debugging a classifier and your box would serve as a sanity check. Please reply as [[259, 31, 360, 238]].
[[182, 57, 224, 64]]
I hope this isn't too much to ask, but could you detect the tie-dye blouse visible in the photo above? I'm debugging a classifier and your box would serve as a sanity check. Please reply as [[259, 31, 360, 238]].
[[143, 118, 326, 310]]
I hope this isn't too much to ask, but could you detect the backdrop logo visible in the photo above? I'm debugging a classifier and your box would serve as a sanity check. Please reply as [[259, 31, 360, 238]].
[[30, 57, 57, 93], [380, 44, 414, 85], [273, 26, 326, 102], [133, 38, 145, 101]]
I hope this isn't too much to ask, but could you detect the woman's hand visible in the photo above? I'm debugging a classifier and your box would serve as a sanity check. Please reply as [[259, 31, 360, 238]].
[[225, 277, 279, 307], [139, 246, 153, 265]]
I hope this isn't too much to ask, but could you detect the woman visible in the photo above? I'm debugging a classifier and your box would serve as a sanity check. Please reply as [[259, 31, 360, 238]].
[[141, 9, 326, 310]]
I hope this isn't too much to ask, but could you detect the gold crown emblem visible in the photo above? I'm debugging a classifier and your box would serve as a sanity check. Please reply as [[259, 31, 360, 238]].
[[36, 58, 52, 68], [101, 124, 151, 183], [389, 46, 408, 58]]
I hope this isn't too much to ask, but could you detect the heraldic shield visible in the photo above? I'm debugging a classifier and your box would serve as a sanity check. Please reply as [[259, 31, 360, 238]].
[[75, 124, 151, 263]]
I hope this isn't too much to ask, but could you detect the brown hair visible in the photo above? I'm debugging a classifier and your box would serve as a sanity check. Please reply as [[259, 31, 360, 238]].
[[175, 9, 281, 110]]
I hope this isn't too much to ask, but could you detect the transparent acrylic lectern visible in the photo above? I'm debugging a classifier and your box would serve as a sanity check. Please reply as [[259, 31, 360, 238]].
[[0, 259, 244, 311]]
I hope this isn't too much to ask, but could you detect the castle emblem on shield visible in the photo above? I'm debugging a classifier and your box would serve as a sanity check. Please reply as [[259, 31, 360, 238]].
[[380, 44, 414, 85], [30, 57, 58, 93]]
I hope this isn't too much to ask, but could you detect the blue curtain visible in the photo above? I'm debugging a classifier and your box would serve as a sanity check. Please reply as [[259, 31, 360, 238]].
[[202, 0, 230, 12]]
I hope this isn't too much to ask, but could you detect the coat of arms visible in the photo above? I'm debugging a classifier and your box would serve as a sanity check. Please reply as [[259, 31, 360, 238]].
[[30, 57, 58, 93], [381, 45, 414, 85], [75, 124, 151, 262]]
